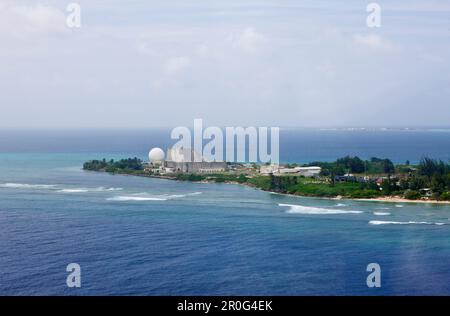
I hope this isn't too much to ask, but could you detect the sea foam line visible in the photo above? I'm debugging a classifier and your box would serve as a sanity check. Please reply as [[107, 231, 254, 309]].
[[369, 220, 445, 226], [107, 192, 203, 202], [58, 189, 89, 193], [58, 187, 123, 193], [107, 196, 167, 201], [279, 203, 363, 215], [0, 183, 57, 189], [0, 183, 123, 193], [373, 212, 391, 216]]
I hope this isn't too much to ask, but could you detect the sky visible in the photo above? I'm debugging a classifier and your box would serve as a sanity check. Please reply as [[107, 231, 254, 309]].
[[0, 0, 449, 128]]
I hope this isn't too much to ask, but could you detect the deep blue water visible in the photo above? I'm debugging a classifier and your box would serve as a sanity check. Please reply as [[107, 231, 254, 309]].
[[1, 129, 450, 295], [1, 128, 450, 163]]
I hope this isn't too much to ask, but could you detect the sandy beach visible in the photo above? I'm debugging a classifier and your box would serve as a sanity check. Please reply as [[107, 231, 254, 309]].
[[353, 196, 450, 204]]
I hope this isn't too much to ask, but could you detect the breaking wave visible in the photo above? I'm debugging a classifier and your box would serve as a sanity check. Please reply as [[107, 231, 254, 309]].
[[107, 192, 202, 202], [163, 192, 203, 199], [107, 196, 167, 201], [1, 183, 123, 193], [58, 187, 123, 193], [0, 183, 57, 189], [279, 203, 363, 215], [395, 205, 404, 208], [369, 220, 445, 226], [335, 203, 347, 207], [373, 212, 391, 216], [58, 189, 89, 193]]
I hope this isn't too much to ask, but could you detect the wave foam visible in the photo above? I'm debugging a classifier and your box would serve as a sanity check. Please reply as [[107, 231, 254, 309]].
[[335, 203, 347, 207], [107, 191, 201, 202], [373, 212, 391, 216], [1, 183, 123, 193], [107, 196, 167, 201], [58, 189, 89, 193], [166, 192, 203, 199], [279, 203, 362, 215], [58, 187, 123, 193], [0, 183, 56, 189], [369, 220, 445, 226]]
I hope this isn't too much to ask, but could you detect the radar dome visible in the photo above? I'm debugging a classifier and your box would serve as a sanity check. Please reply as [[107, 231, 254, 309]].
[[148, 147, 165, 162]]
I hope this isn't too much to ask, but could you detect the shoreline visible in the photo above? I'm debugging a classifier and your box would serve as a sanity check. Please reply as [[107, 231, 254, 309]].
[[264, 190, 450, 204], [86, 169, 450, 205], [353, 196, 450, 205]]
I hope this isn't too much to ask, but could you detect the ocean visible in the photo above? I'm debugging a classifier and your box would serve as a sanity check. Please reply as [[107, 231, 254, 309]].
[[1, 128, 450, 295]]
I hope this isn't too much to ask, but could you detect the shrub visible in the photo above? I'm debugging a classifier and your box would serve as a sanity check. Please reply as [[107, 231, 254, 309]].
[[404, 190, 421, 200], [440, 192, 450, 201], [349, 190, 380, 199]]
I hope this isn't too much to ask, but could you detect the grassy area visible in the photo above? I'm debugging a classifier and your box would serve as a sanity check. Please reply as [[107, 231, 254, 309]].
[[248, 176, 381, 198], [290, 181, 380, 198], [247, 175, 271, 190]]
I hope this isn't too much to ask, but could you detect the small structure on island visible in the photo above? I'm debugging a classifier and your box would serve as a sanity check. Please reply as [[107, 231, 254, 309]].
[[296, 166, 322, 177], [260, 164, 280, 175], [148, 147, 165, 164], [260, 164, 321, 177], [146, 147, 166, 173], [164, 147, 227, 173]]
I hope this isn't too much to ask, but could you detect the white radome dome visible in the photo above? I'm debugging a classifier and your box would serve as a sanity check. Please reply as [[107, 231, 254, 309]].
[[148, 147, 165, 162]]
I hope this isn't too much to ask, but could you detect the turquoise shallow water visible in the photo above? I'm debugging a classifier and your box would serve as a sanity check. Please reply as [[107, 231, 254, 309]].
[[1, 153, 450, 295]]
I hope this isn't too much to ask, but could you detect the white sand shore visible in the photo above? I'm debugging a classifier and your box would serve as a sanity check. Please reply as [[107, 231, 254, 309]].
[[353, 196, 450, 204], [265, 191, 450, 205]]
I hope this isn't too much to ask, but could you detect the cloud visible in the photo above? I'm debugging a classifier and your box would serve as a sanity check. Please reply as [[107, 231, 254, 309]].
[[165, 56, 191, 75], [233, 27, 266, 53], [150, 56, 192, 90], [0, 0, 449, 128], [353, 34, 395, 51], [0, 1, 67, 37]]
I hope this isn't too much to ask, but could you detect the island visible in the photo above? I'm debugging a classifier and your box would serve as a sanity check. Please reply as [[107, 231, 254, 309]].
[[83, 155, 450, 203]]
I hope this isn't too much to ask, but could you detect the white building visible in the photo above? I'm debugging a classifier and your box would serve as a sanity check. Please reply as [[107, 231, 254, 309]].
[[260, 165, 321, 177], [260, 164, 280, 175], [296, 166, 321, 177], [146, 147, 227, 174]]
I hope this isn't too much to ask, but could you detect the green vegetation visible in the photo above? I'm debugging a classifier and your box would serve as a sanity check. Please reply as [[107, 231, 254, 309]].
[[175, 173, 249, 184], [404, 190, 421, 200], [398, 157, 450, 200], [441, 192, 450, 201], [251, 174, 381, 198], [306, 156, 395, 176], [83, 156, 450, 201], [83, 158, 144, 174], [247, 157, 450, 200], [175, 173, 205, 182]]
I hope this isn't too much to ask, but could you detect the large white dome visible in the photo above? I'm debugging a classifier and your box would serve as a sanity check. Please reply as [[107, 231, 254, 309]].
[[148, 147, 165, 162]]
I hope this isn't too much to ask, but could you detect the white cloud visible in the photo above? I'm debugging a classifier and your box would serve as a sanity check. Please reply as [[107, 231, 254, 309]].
[[165, 56, 191, 75], [232, 27, 266, 53], [353, 34, 395, 51], [0, 2, 66, 37], [0, 0, 449, 128]]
